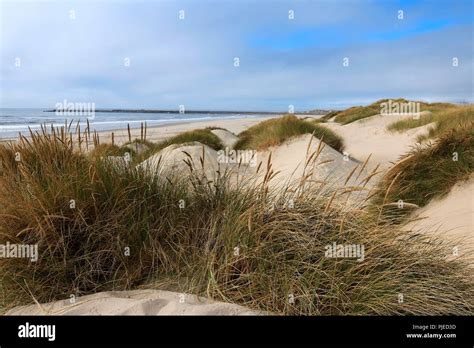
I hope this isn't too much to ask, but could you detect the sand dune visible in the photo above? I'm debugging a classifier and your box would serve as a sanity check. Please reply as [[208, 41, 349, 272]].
[[211, 129, 239, 148], [256, 134, 373, 191], [325, 113, 433, 169], [138, 142, 220, 178], [405, 176, 474, 254], [137, 132, 374, 193]]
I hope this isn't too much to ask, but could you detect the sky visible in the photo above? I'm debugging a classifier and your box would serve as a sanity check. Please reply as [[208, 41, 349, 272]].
[[0, 0, 472, 111]]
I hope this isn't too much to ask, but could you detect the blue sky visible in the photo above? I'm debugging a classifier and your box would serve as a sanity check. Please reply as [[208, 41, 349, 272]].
[[0, 0, 472, 110]]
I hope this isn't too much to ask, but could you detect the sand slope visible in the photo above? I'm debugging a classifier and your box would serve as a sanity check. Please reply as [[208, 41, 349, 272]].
[[138, 142, 220, 178], [405, 177, 474, 249], [211, 129, 239, 149], [6, 290, 259, 315], [256, 134, 374, 192], [136, 133, 370, 191], [325, 113, 433, 169]]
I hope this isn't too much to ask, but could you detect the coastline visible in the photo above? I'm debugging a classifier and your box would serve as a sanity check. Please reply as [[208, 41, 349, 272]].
[[0, 114, 319, 145], [96, 115, 280, 146]]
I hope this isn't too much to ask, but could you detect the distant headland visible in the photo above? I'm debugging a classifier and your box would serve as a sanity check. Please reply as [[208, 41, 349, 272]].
[[44, 108, 331, 115]]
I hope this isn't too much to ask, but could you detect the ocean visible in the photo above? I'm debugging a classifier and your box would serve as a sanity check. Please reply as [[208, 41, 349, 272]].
[[0, 108, 264, 139]]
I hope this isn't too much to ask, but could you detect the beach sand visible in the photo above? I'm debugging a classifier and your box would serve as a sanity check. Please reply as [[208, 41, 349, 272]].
[[405, 176, 474, 260], [324, 113, 433, 169]]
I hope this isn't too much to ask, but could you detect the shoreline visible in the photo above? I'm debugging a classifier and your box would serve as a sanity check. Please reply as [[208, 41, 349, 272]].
[[0, 114, 320, 145], [43, 108, 330, 115], [97, 115, 279, 146], [97, 114, 324, 145]]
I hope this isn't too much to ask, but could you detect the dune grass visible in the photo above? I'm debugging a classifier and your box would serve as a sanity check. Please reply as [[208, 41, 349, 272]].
[[149, 128, 224, 153], [333, 98, 416, 124], [234, 115, 344, 152], [333, 105, 381, 124], [89, 143, 136, 160], [315, 110, 342, 123], [205, 126, 229, 131], [0, 126, 472, 315], [332, 99, 457, 125], [123, 139, 156, 151], [374, 124, 474, 218], [387, 104, 474, 141]]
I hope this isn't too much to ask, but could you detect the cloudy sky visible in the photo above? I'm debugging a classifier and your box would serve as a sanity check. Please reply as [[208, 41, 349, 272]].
[[0, 0, 472, 111]]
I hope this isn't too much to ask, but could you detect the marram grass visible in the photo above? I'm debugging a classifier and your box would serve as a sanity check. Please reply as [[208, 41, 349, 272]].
[[387, 104, 473, 141], [374, 123, 473, 219], [234, 115, 344, 152]]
